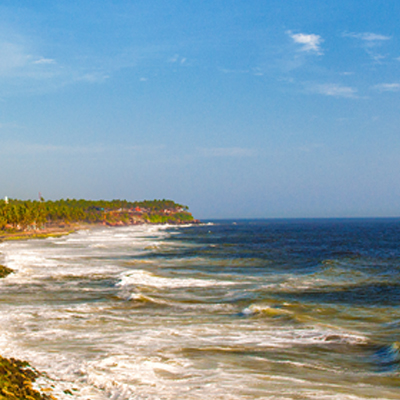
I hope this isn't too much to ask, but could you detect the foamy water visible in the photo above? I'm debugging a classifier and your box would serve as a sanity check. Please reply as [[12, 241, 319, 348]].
[[0, 221, 399, 399]]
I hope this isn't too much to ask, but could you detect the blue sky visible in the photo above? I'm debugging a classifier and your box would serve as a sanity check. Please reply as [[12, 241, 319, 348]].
[[0, 0, 399, 218]]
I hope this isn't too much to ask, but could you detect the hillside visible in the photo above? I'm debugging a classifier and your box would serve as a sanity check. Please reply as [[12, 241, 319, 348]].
[[0, 198, 198, 233]]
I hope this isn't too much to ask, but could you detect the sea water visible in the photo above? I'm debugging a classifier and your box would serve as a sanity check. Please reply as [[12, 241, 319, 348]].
[[0, 219, 399, 399]]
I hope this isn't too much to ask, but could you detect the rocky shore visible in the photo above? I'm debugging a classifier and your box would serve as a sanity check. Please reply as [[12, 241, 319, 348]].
[[0, 355, 57, 400]]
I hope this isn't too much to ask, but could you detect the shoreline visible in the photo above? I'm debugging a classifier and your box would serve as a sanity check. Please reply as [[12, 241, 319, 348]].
[[0, 226, 79, 242], [0, 219, 200, 243], [0, 220, 200, 399]]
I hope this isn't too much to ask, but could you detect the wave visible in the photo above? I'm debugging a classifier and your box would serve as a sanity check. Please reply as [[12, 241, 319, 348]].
[[126, 293, 171, 306], [240, 302, 368, 347], [241, 304, 293, 318], [371, 342, 400, 372], [117, 269, 235, 289]]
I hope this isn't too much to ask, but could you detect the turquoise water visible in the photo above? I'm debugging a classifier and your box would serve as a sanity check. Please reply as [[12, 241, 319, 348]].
[[0, 219, 399, 399]]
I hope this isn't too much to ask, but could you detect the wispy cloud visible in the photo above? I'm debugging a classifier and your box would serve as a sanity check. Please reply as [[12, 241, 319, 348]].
[[287, 31, 323, 54], [200, 147, 256, 158], [33, 58, 56, 65], [309, 83, 358, 98], [0, 31, 177, 94], [168, 54, 187, 64], [0, 20, 119, 94], [0, 38, 63, 93], [75, 72, 110, 83], [344, 32, 391, 43], [343, 32, 391, 63], [373, 83, 400, 92], [0, 38, 113, 94], [0, 39, 57, 76]]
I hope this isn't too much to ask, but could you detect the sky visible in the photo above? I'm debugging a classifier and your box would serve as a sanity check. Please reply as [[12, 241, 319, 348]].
[[0, 0, 399, 218]]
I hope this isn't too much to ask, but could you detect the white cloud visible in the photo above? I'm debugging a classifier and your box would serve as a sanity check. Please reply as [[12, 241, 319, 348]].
[[33, 58, 56, 65], [344, 32, 391, 42], [374, 83, 400, 92], [310, 83, 358, 98], [200, 147, 256, 157], [288, 31, 323, 54]]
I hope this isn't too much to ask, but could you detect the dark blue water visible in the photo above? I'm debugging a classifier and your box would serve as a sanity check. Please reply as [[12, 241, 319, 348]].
[[165, 219, 400, 305]]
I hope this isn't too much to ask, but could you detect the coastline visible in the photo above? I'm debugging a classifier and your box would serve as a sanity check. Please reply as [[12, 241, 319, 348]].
[[0, 219, 201, 399], [0, 218, 200, 244], [0, 220, 198, 399]]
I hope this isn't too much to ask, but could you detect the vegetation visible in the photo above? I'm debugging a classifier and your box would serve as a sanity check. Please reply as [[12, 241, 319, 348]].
[[0, 355, 56, 400], [0, 198, 196, 232]]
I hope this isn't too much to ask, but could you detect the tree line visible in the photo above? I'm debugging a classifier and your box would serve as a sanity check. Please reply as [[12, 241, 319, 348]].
[[0, 198, 194, 231]]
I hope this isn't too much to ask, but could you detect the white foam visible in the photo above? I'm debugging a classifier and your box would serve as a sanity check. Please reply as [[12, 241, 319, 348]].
[[117, 269, 235, 289], [242, 304, 292, 317]]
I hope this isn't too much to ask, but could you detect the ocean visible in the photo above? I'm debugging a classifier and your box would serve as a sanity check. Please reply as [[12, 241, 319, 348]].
[[0, 219, 399, 399]]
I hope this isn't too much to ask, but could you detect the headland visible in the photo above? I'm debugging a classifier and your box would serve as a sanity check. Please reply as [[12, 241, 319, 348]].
[[0, 198, 199, 242]]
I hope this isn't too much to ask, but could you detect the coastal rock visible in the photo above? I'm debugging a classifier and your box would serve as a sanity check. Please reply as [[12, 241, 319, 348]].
[[0, 355, 56, 400], [0, 265, 13, 278]]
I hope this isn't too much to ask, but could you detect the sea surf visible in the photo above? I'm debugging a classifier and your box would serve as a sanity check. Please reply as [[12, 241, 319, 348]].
[[0, 219, 399, 399]]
